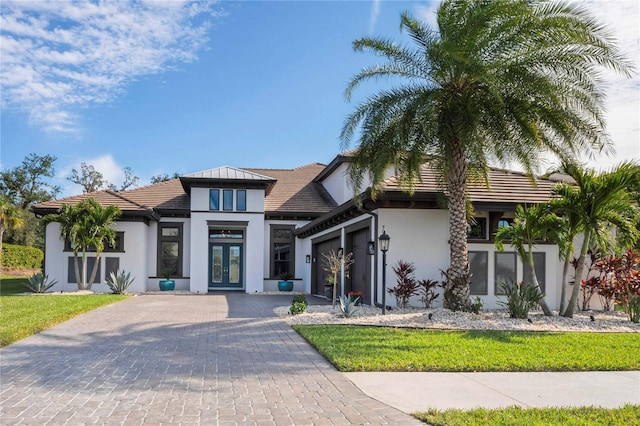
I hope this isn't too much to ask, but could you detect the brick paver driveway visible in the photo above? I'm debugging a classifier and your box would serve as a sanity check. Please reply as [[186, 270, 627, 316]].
[[0, 294, 420, 425]]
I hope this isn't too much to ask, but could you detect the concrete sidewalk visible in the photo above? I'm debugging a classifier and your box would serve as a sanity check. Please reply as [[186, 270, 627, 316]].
[[346, 371, 640, 413]]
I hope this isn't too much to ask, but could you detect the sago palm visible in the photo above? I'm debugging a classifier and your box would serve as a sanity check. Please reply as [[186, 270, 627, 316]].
[[495, 204, 562, 316], [552, 161, 640, 317], [341, 1, 632, 311]]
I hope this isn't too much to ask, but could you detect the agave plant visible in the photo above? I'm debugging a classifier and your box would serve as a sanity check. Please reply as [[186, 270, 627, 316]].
[[23, 272, 58, 293], [338, 294, 360, 318], [105, 270, 134, 294]]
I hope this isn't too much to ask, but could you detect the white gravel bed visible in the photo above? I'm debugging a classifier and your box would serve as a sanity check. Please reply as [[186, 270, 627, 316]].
[[275, 305, 640, 333]]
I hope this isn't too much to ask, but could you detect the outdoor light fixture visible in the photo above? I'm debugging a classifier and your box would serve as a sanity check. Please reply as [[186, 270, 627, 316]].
[[337, 247, 344, 258], [305, 254, 311, 264], [379, 227, 390, 315], [367, 241, 375, 255]]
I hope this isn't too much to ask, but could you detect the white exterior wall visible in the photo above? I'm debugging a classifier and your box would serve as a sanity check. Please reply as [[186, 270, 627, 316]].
[[189, 187, 265, 293], [263, 220, 310, 292], [44, 221, 152, 293]]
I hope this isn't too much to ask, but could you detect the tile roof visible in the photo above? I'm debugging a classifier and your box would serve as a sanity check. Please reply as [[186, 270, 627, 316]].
[[246, 163, 337, 214], [383, 164, 558, 204], [33, 164, 336, 217]]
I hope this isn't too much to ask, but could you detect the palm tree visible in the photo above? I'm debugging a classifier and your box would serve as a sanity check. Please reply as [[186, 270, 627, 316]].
[[45, 199, 121, 290], [495, 204, 562, 316], [0, 197, 24, 265], [552, 161, 640, 318], [340, 1, 632, 311]]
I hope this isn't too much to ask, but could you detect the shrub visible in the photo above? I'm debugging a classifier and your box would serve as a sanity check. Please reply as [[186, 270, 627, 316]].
[[628, 296, 640, 324], [2, 244, 43, 269], [468, 296, 483, 314], [289, 294, 307, 315], [23, 272, 58, 293], [595, 249, 640, 321], [390, 260, 418, 308], [338, 294, 360, 317], [105, 270, 134, 294], [417, 279, 440, 308], [497, 282, 543, 319], [348, 290, 362, 306]]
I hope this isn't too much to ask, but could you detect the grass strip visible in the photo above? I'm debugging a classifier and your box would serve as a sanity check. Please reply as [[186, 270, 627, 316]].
[[293, 325, 640, 372], [1, 281, 128, 347], [414, 404, 640, 426]]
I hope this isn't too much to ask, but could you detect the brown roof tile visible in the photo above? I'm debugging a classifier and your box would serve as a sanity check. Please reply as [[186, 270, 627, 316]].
[[383, 165, 557, 204], [246, 164, 337, 214]]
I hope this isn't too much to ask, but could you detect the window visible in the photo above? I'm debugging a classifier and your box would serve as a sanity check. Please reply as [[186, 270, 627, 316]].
[[497, 218, 514, 228], [223, 189, 233, 210], [209, 229, 244, 239], [105, 257, 120, 279], [68, 256, 101, 283], [469, 251, 488, 295], [468, 218, 487, 240], [158, 223, 183, 277], [495, 252, 517, 294], [236, 190, 246, 211], [210, 189, 220, 210], [523, 252, 546, 293], [271, 225, 295, 278], [64, 232, 124, 252]]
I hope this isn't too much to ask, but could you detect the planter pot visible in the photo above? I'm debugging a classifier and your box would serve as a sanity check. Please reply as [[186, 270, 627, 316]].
[[278, 280, 294, 292], [159, 279, 175, 291]]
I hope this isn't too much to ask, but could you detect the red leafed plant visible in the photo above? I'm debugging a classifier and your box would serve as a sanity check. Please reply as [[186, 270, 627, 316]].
[[390, 260, 418, 308], [594, 249, 640, 322]]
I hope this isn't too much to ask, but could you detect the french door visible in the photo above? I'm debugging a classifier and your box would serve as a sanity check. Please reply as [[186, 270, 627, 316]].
[[209, 243, 243, 289]]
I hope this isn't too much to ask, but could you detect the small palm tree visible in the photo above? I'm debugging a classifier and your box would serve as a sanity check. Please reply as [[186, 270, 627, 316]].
[[552, 161, 640, 317], [45, 198, 121, 290], [495, 204, 562, 316], [341, 1, 632, 311], [0, 197, 24, 265]]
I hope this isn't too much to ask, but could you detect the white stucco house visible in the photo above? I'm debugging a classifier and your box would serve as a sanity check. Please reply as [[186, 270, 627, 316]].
[[33, 152, 565, 309]]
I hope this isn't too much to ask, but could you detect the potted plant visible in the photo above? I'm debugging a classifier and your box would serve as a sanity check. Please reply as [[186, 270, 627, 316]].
[[324, 275, 336, 299], [278, 272, 294, 292], [321, 250, 354, 308], [159, 269, 175, 291]]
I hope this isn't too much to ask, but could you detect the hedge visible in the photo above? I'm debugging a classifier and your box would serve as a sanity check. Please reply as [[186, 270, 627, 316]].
[[2, 244, 44, 269]]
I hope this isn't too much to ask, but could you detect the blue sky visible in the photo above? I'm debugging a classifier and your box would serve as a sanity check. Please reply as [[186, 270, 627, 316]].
[[1, 0, 638, 198]]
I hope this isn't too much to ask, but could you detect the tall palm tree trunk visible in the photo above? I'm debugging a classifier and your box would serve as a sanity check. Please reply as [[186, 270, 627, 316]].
[[87, 254, 101, 290], [73, 255, 82, 291], [444, 143, 471, 311], [559, 255, 571, 313], [80, 250, 88, 291], [562, 231, 591, 318], [527, 246, 552, 316]]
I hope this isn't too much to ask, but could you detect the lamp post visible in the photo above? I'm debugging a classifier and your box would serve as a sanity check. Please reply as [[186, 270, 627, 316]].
[[379, 228, 390, 315]]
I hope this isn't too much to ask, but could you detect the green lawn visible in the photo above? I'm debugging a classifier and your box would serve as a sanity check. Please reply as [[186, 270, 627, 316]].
[[414, 405, 640, 426], [293, 325, 640, 372], [0, 275, 128, 347]]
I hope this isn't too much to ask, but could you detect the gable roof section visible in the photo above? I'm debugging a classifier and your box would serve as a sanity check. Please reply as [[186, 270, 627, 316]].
[[246, 163, 337, 216], [32, 179, 189, 218]]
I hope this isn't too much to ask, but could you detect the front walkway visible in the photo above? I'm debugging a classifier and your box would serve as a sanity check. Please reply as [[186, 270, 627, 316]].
[[0, 294, 420, 425]]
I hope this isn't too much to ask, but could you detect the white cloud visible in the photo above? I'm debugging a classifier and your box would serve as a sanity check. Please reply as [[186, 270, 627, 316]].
[[414, 1, 440, 31], [369, 0, 381, 34], [58, 154, 132, 197], [0, 0, 219, 132]]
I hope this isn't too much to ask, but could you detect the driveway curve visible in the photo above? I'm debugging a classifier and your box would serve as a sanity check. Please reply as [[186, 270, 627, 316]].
[[0, 294, 421, 425]]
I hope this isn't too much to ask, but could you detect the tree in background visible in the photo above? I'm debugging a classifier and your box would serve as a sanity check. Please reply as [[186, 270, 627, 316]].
[[341, 2, 632, 311], [150, 172, 181, 184], [44, 199, 121, 290], [68, 163, 139, 193], [0, 153, 60, 249], [0, 197, 24, 266], [552, 161, 640, 318]]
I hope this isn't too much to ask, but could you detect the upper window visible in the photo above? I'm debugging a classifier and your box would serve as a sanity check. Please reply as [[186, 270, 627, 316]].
[[498, 218, 514, 228], [157, 223, 183, 277], [223, 190, 233, 210], [209, 189, 220, 210], [468, 218, 487, 240], [65, 232, 124, 252], [270, 225, 295, 278], [236, 190, 246, 211]]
